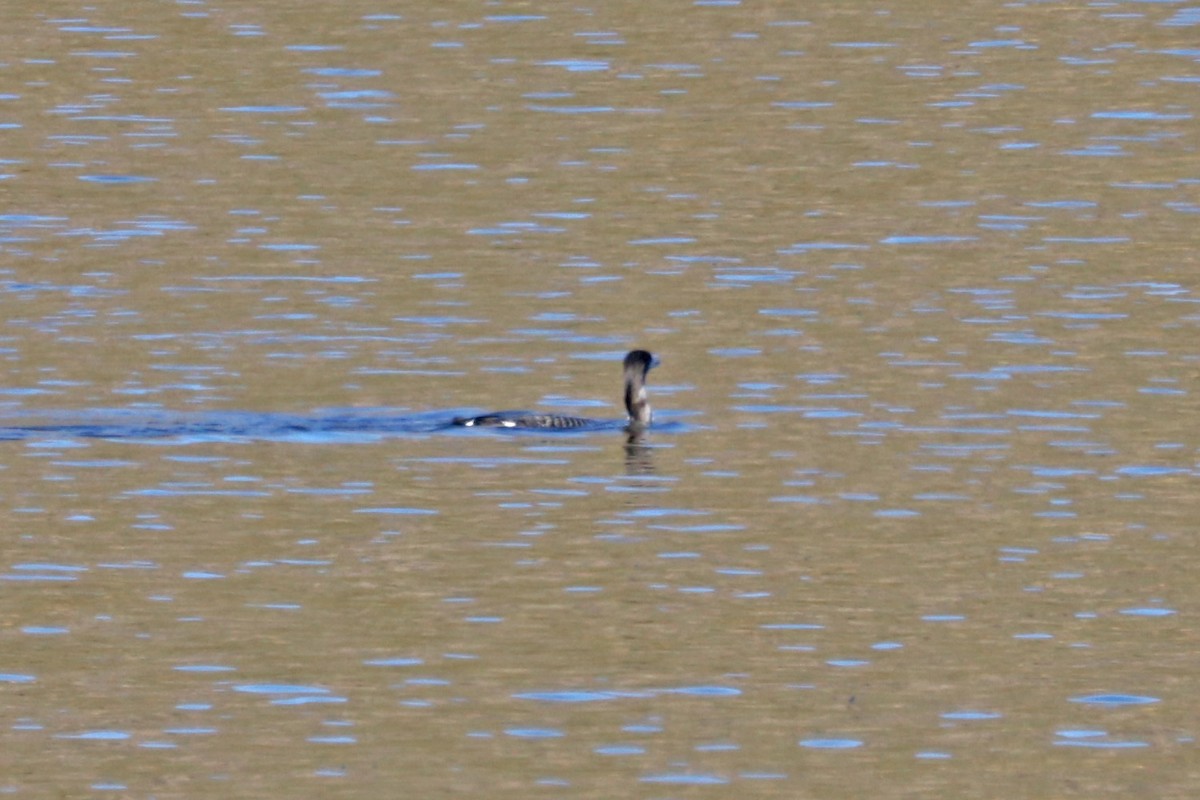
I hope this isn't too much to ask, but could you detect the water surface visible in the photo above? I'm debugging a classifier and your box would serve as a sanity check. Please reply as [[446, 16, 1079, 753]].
[[2, 1, 1197, 797]]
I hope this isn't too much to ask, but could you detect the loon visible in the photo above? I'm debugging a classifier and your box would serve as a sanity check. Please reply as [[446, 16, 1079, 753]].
[[453, 349, 659, 430]]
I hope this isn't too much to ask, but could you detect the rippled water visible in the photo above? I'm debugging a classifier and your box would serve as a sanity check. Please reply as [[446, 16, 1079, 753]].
[[3, 1, 1198, 797]]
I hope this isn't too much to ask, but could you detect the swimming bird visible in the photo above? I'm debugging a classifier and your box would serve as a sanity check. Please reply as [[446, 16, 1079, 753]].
[[453, 349, 659, 431]]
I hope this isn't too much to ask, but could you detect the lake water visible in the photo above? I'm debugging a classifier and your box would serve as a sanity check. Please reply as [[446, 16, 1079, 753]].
[[2, 1, 1198, 796]]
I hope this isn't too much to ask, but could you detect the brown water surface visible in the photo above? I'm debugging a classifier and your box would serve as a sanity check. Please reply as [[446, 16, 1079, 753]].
[[2, 1, 1199, 797]]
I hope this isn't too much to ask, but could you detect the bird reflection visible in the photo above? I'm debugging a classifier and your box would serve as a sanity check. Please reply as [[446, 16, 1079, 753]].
[[623, 430, 655, 475]]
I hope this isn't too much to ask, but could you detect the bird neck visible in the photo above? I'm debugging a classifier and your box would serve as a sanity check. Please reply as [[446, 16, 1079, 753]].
[[624, 377, 652, 425]]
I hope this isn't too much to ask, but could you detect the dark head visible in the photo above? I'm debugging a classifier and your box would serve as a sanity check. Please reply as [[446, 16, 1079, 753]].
[[623, 349, 658, 426]]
